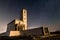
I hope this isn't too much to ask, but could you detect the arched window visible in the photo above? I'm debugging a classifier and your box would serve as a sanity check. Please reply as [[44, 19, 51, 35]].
[[15, 24, 17, 31]]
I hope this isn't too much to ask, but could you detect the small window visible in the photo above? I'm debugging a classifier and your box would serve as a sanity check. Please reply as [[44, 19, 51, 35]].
[[15, 24, 17, 30], [24, 11, 25, 13]]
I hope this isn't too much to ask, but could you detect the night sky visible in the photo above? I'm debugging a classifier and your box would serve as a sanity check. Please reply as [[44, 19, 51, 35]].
[[0, 0, 60, 33]]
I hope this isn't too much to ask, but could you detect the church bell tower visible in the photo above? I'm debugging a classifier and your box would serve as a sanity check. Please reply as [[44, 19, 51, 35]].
[[20, 9, 28, 30]]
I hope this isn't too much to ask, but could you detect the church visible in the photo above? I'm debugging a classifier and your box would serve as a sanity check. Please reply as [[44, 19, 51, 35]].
[[0, 8, 49, 37]]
